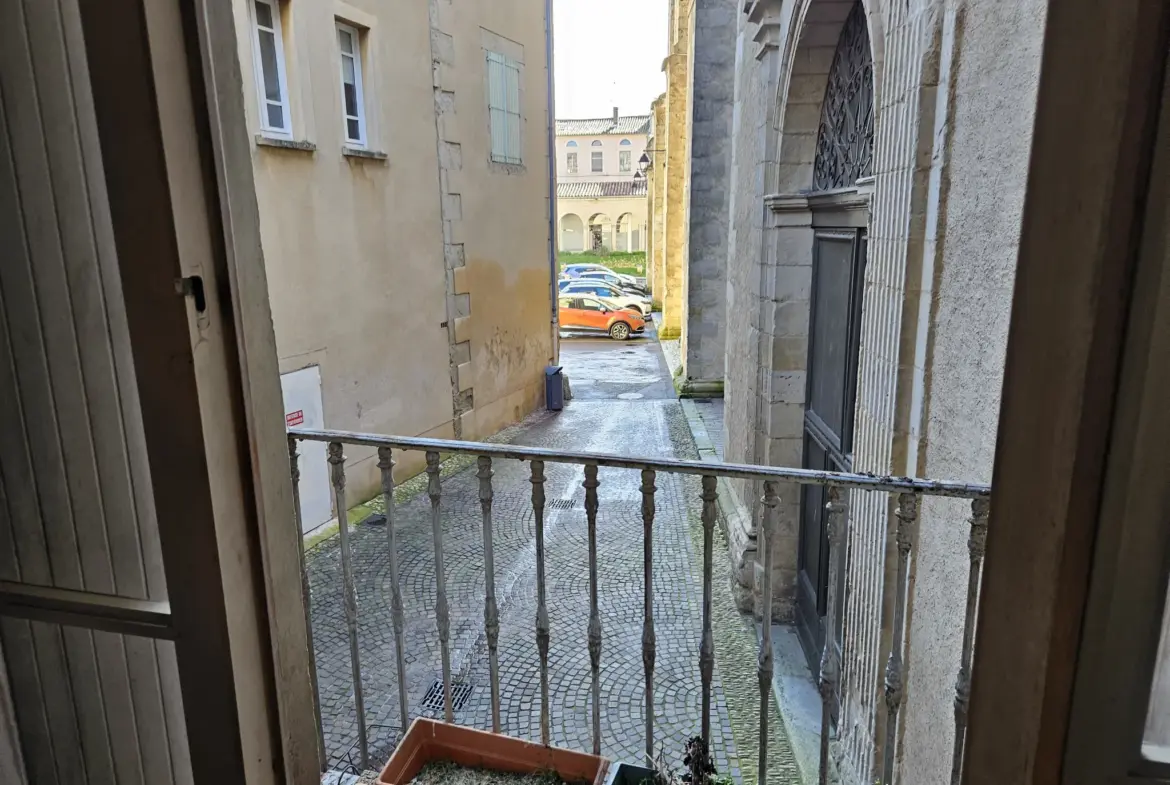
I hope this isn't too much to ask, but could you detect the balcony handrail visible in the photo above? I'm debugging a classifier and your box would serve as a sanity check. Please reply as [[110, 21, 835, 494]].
[[290, 427, 991, 498], [288, 428, 991, 785]]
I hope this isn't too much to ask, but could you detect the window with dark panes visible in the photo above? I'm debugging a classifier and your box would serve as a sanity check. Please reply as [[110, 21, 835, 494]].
[[336, 22, 366, 145], [251, 0, 291, 134]]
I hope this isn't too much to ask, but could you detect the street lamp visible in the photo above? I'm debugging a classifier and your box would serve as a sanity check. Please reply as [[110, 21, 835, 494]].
[[635, 150, 663, 180]]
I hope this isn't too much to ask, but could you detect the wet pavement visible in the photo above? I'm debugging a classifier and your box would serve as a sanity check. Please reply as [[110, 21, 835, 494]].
[[558, 326, 675, 401], [305, 328, 797, 783]]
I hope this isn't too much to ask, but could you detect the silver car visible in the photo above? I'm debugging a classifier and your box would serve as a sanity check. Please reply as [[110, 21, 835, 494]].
[[559, 280, 652, 317]]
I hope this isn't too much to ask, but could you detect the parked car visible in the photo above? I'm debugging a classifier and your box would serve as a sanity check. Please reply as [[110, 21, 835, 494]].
[[559, 280, 652, 316], [563, 263, 649, 294], [577, 269, 649, 295], [558, 277, 647, 304], [562, 263, 612, 278], [558, 295, 645, 340]]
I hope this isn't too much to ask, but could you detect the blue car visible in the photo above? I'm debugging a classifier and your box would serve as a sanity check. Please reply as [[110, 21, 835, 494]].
[[562, 263, 611, 279]]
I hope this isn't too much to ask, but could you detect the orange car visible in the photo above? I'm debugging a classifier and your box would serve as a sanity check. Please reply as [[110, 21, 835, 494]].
[[558, 295, 646, 340]]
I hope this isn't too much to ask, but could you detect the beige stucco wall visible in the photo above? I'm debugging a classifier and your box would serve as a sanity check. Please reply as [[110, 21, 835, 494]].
[[440, 1, 555, 444], [233, 0, 552, 501], [234, 0, 452, 497], [896, 2, 1045, 783]]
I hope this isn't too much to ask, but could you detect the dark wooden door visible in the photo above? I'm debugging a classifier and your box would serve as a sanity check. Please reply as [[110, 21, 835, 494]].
[[796, 229, 867, 673]]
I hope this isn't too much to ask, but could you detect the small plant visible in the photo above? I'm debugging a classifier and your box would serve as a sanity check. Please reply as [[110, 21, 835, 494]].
[[652, 747, 678, 785], [682, 736, 714, 785], [652, 737, 730, 785]]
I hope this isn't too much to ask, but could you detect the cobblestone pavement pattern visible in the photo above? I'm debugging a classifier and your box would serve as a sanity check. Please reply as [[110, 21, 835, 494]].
[[305, 334, 797, 783]]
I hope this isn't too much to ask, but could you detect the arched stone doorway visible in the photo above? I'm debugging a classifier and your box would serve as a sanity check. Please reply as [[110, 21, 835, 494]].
[[779, 0, 876, 673]]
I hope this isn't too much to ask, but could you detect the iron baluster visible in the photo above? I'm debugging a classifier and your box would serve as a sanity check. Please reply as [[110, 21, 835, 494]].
[[531, 460, 551, 746], [951, 497, 989, 784], [641, 469, 657, 764], [584, 463, 602, 756], [426, 451, 453, 723], [883, 492, 919, 785], [479, 456, 502, 733], [377, 446, 410, 734], [328, 442, 369, 771]]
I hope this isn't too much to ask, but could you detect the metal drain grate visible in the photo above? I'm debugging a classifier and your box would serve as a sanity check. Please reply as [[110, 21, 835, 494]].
[[421, 680, 472, 712], [548, 499, 575, 510]]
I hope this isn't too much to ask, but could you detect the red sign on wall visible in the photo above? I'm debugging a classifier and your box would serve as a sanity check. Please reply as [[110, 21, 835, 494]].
[[286, 410, 305, 427]]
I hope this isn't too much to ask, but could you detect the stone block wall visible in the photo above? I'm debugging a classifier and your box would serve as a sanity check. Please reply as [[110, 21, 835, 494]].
[[711, 1, 1043, 783], [679, 0, 736, 392], [722, 1, 780, 603], [650, 97, 668, 305], [660, 0, 692, 340]]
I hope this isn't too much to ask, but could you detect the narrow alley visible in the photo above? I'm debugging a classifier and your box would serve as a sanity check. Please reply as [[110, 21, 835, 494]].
[[305, 330, 798, 782]]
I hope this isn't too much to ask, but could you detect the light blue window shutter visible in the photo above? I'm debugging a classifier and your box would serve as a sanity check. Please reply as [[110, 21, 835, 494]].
[[487, 52, 506, 162], [505, 58, 521, 163]]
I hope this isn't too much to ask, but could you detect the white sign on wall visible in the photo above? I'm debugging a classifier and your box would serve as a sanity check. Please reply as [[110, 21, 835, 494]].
[[281, 366, 332, 532]]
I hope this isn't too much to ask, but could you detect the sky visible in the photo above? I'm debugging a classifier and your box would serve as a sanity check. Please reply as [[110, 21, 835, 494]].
[[553, 0, 669, 120]]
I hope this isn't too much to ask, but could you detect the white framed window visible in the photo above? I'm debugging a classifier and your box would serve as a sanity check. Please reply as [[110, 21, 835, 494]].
[[250, 0, 291, 135], [487, 50, 522, 165], [566, 152, 578, 173], [591, 149, 603, 173], [336, 22, 366, 146], [619, 150, 632, 173]]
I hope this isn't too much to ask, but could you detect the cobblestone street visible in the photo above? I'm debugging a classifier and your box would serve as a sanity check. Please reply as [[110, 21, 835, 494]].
[[306, 332, 797, 783]]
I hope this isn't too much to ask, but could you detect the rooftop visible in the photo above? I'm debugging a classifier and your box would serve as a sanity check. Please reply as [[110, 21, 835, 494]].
[[555, 115, 651, 136], [557, 181, 648, 199]]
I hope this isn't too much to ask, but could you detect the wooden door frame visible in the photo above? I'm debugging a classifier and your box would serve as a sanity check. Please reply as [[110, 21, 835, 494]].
[[963, 1, 1170, 783], [62, 0, 319, 782], [1061, 49, 1170, 782]]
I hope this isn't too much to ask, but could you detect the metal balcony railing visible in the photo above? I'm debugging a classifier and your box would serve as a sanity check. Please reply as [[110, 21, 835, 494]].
[[288, 428, 990, 785]]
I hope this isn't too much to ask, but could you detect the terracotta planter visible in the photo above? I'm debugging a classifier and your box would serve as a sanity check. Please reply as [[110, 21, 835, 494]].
[[379, 718, 611, 785]]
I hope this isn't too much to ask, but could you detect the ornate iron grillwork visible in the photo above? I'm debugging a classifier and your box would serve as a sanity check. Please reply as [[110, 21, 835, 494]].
[[812, 0, 875, 191]]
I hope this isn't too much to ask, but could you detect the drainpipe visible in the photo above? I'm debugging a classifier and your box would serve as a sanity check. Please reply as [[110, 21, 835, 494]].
[[544, 0, 559, 364]]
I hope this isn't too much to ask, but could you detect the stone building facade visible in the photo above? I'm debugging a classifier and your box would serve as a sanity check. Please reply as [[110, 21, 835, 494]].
[[649, 0, 735, 389], [554, 113, 650, 253], [669, 0, 1047, 782], [232, 0, 556, 517]]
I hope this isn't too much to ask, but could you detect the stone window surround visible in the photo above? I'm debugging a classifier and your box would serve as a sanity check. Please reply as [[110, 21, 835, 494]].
[[734, 184, 874, 616]]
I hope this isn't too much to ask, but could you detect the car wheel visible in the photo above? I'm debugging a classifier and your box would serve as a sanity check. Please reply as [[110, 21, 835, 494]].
[[609, 322, 631, 341]]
